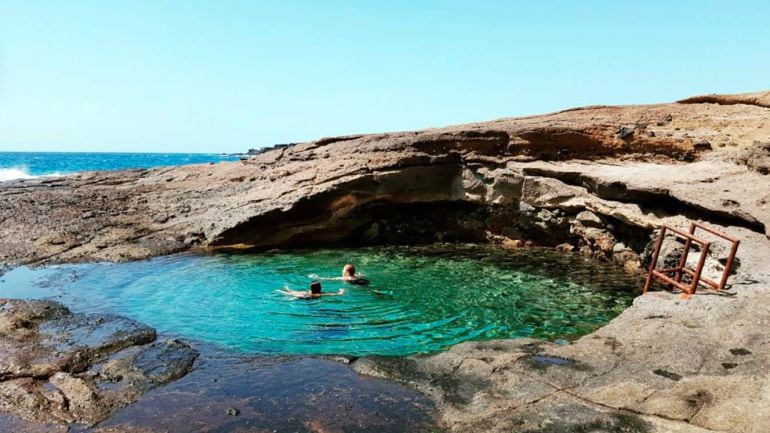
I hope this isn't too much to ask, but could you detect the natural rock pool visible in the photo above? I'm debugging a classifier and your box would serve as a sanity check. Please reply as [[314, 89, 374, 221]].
[[0, 244, 641, 356]]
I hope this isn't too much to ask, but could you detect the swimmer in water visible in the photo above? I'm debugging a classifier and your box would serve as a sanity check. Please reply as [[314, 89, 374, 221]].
[[276, 281, 344, 299], [341, 264, 362, 281], [310, 264, 369, 285]]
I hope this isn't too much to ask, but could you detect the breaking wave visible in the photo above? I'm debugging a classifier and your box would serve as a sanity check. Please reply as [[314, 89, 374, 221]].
[[0, 167, 64, 182]]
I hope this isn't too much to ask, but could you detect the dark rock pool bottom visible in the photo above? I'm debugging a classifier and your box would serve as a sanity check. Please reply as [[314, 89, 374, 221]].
[[0, 244, 642, 432]]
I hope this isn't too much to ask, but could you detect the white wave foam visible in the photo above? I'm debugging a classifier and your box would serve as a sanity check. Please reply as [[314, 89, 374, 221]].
[[0, 167, 36, 182], [0, 167, 64, 182]]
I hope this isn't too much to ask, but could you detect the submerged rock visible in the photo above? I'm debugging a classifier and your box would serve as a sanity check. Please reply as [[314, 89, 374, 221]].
[[100, 339, 199, 392]]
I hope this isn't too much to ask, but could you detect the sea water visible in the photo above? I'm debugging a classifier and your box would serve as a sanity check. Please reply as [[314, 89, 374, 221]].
[[0, 151, 240, 181], [0, 244, 640, 356]]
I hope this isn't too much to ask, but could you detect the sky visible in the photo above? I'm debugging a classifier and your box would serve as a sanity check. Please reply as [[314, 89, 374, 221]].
[[0, 1, 768, 153]]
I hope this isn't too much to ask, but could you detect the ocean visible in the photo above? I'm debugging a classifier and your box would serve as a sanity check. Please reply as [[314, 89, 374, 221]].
[[0, 152, 242, 182]]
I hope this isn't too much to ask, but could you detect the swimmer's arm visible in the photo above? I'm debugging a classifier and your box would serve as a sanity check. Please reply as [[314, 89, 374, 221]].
[[322, 289, 345, 296], [308, 274, 344, 281], [275, 288, 309, 297]]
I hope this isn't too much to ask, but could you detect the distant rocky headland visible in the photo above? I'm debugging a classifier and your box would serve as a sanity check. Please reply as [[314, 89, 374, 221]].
[[1, 90, 769, 433]]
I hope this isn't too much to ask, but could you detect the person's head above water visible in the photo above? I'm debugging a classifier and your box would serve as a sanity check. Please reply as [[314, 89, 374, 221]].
[[310, 281, 322, 294], [341, 263, 369, 285], [342, 264, 356, 278]]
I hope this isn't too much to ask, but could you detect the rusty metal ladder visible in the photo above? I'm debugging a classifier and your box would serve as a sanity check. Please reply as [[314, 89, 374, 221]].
[[643, 222, 740, 296]]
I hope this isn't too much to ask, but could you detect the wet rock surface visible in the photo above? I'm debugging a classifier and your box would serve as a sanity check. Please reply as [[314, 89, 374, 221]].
[[0, 299, 198, 426], [1, 91, 770, 431], [0, 350, 442, 433]]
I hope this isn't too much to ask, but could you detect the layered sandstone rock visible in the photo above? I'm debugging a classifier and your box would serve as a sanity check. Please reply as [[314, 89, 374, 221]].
[[678, 90, 770, 109], [1, 93, 768, 269]]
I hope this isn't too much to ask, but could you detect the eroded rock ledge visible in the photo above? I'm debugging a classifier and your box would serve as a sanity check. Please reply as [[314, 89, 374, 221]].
[[0, 92, 767, 268], [0, 299, 198, 426], [678, 90, 770, 109]]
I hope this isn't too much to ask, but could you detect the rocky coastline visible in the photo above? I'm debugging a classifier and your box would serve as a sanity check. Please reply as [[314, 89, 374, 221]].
[[1, 90, 769, 432]]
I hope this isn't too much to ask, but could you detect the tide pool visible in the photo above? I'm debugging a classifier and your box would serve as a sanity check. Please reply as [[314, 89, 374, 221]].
[[0, 244, 640, 356]]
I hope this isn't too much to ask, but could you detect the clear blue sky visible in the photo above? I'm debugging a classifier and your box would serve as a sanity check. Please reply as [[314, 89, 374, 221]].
[[1, 1, 768, 153]]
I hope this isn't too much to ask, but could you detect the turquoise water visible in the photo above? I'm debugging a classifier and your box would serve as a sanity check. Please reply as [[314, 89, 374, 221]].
[[0, 151, 241, 181], [0, 245, 640, 356]]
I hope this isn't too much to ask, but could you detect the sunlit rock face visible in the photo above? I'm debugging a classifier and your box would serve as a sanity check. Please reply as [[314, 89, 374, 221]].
[[2, 91, 768, 269]]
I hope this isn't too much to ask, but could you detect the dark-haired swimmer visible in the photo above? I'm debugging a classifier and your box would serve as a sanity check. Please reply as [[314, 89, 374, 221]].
[[276, 281, 344, 300]]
